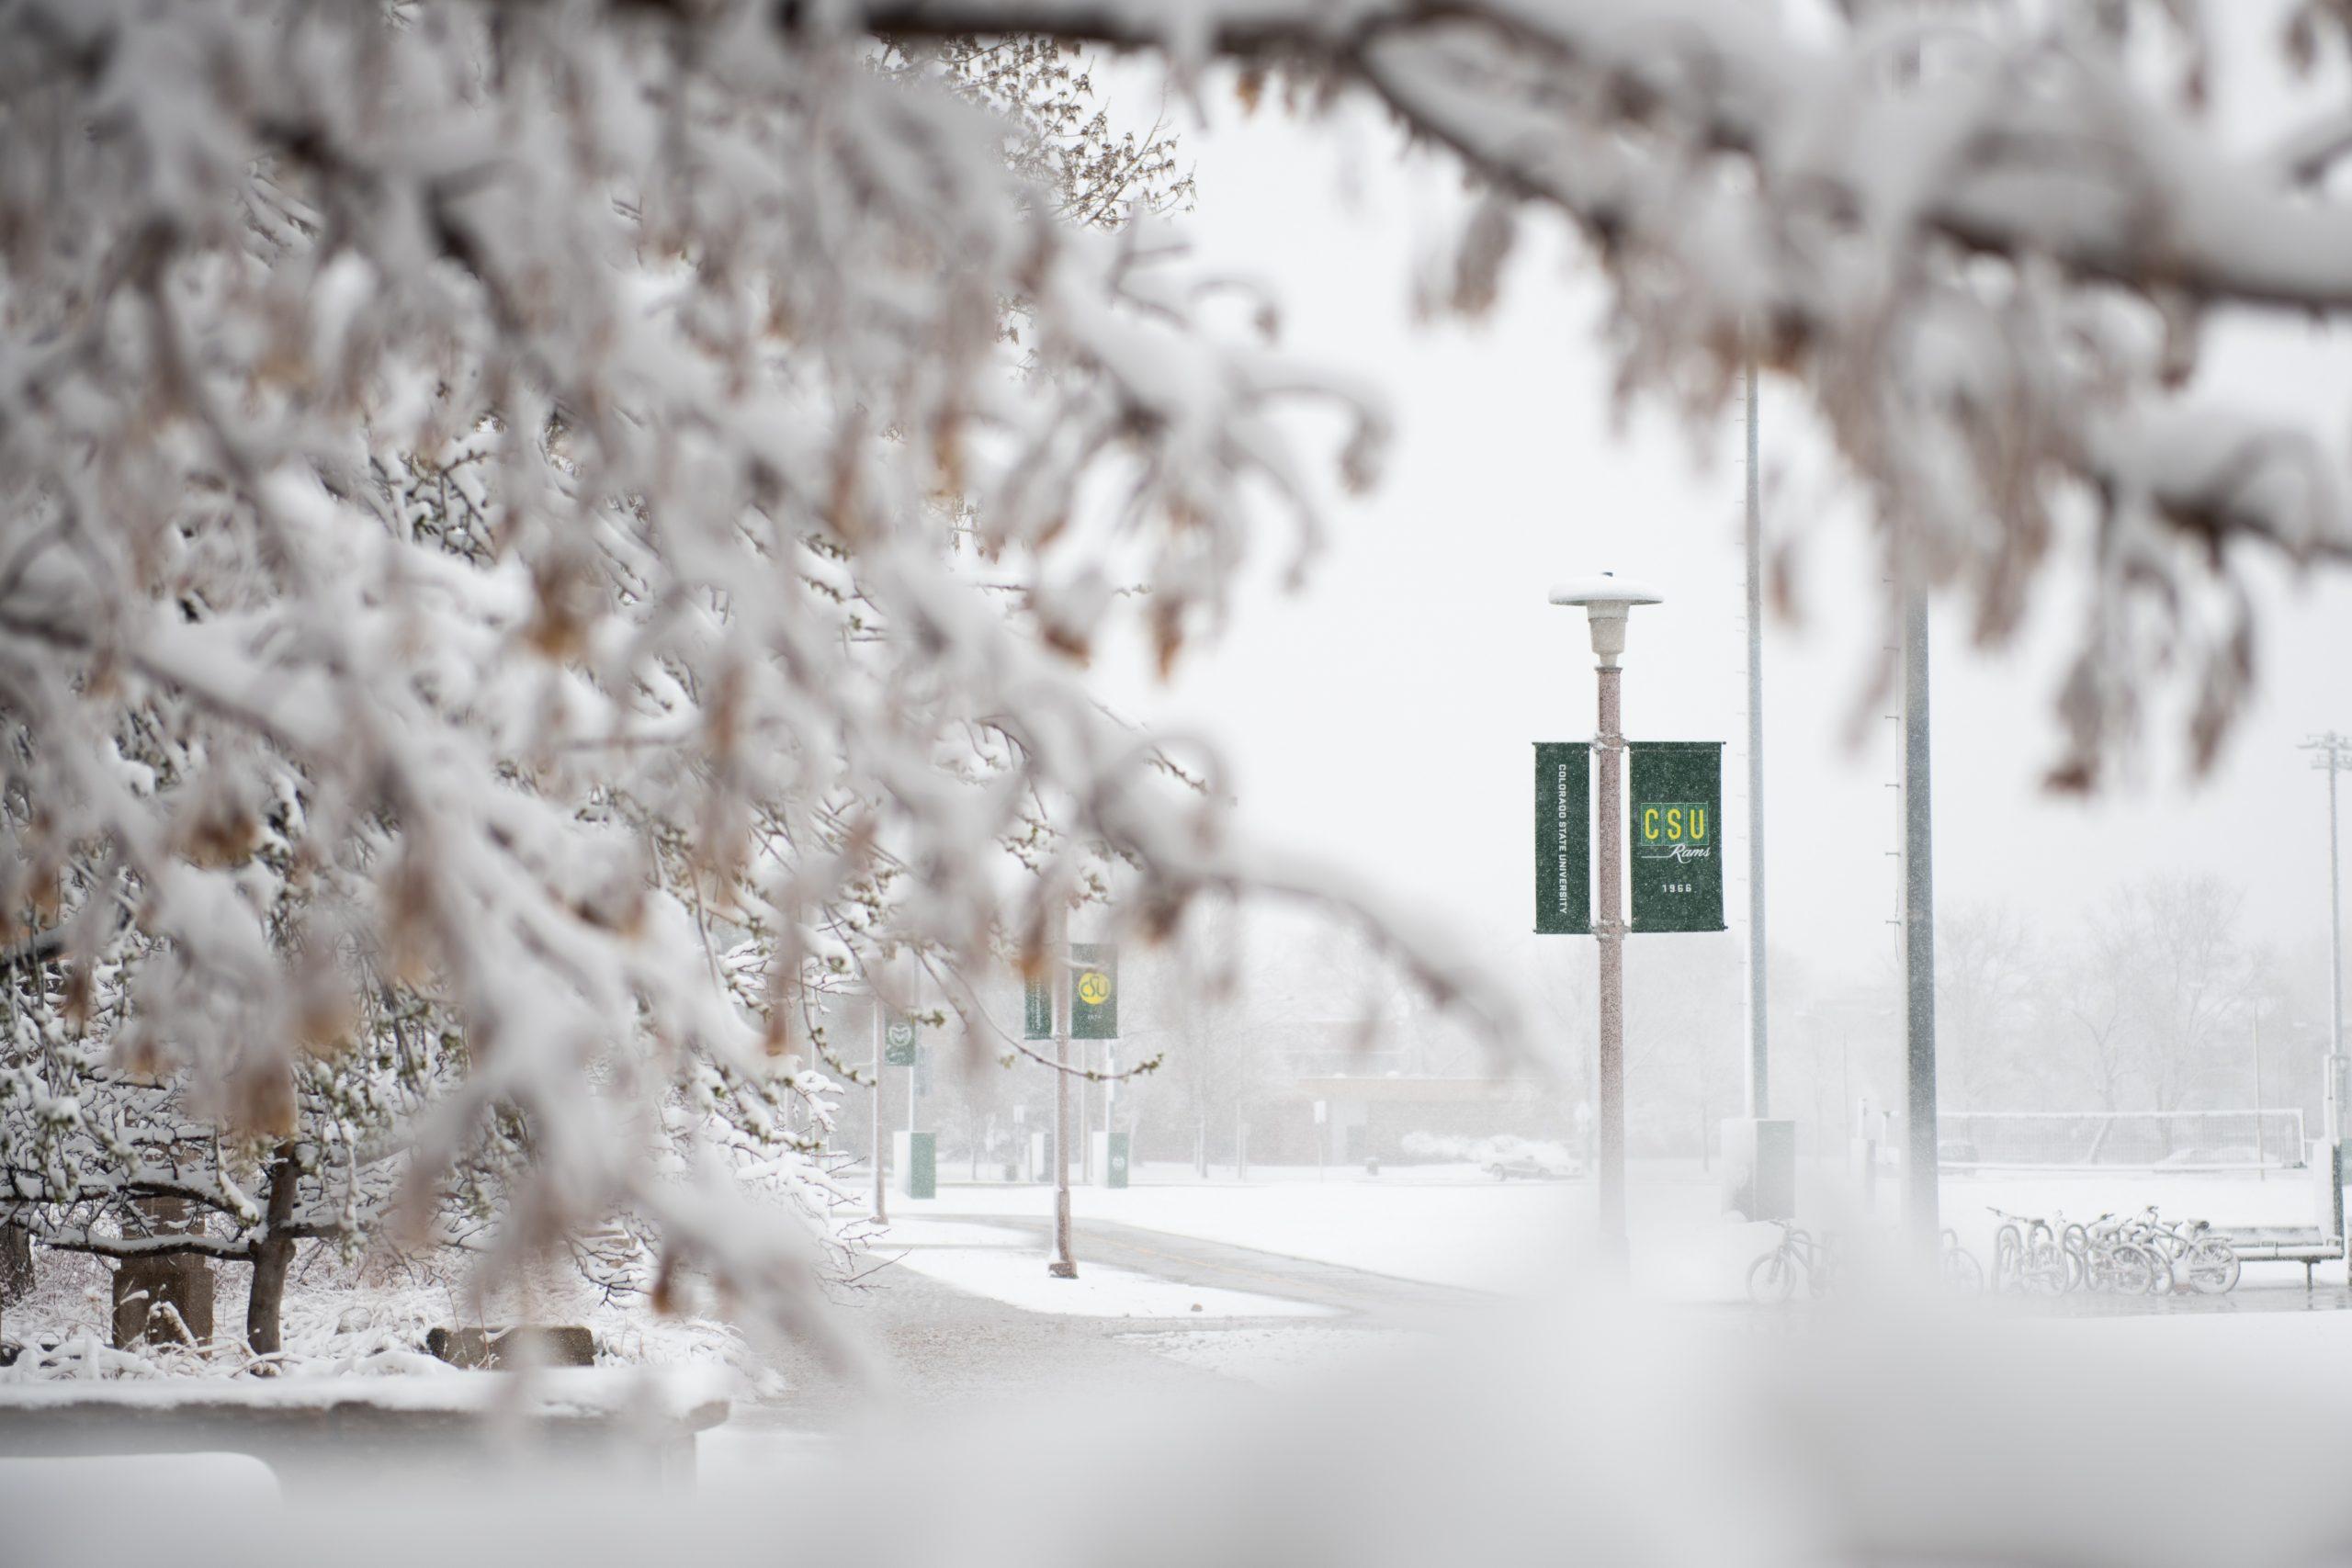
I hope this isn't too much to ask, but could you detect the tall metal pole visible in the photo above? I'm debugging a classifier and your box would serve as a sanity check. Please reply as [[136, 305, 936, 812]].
[[2253, 1011, 2267, 1183], [869, 994, 888, 1225], [2333, 749, 2346, 1133], [2328, 738, 2346, 1096], [1901, 578, 1938, 1247], [1048, 900, 1077, 1278], [2305, 733, 2350, 1145], [1743, 359, 1769, 1119], [1596, 658, 1628, 1260]]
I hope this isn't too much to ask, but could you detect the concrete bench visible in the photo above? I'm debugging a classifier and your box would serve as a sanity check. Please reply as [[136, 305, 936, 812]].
[[2211, 1225, 2345, 1286], [0, 1367, 729, 1489]]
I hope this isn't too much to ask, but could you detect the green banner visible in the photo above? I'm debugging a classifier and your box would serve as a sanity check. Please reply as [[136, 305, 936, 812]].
[[1629, 741, 1725, 933], [1023, 975, 1052, 1040], [1071, 942, 1118, 1039], [1534, 742, 1591, 935], [884, 1014, 919, 1067]]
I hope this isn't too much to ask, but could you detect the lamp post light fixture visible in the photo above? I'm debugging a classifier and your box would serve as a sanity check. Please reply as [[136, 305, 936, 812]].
[[1551, 571, 1662, 1262]]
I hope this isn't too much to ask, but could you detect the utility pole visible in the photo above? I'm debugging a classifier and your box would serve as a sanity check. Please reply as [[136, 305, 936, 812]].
[[869, 993, 888, 1226], [2253, 1010, 2267, 1183], [1743, 358, 1770, 1119], [2303, 732, 2351, 1145], [1901, 572, 1938, 1247], [1552, 574, 1662, 1263], [1047, 901, 1077, 1278]]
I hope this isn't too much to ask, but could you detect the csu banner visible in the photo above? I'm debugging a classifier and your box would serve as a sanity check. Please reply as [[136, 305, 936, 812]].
[[1070, 942, 1118, 1040], [884, 1014, 920, 1066], [1629, 742, 1724, 932], [1533, 742, 1590, 934], [1023, 945, 1120, 1037]]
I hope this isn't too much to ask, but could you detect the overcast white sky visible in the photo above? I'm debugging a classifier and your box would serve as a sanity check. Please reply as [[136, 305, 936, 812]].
[[1092, 45, 2352, 1029]]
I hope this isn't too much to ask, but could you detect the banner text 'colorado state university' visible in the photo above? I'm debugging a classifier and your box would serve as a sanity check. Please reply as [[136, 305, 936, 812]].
[[1629, 741, 1724, 932], [1533, 742, 1590, 934]]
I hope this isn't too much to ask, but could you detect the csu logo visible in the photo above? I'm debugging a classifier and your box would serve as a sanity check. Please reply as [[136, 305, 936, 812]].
[[1637, 803, 1713, 872], [1638, 803, 1709, 847]]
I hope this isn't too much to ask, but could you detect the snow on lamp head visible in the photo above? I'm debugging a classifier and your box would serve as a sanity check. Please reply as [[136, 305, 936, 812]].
[[1549, 572, 1663, 667]]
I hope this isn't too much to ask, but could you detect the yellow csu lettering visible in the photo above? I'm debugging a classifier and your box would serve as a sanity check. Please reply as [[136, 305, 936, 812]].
[[1640, 805, 1709, 844]]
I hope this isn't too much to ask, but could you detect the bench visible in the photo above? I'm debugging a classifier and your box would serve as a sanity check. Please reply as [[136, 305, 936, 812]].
[[2210, 1143, 2347, 1289]]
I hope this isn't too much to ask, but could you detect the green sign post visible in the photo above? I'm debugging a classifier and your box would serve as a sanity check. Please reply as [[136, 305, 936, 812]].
[[1628, 741, 1725, 932], [1071, 942, 1117, 1039], [1533, 741, 1591, 934]]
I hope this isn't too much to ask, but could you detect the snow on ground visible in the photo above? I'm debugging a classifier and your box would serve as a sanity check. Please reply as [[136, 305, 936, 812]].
[[885, 1239, 1334, 1319], [894, 1162, 1585, 1292], [1117, 1325, 1427, 1386], [0, 1453, 279, 1520], [891, 1158, 1811, 1300], [876, 1158, 2352, 1304], [867, 1217, 1034, 1249], [1, 1245, 772, 1389]]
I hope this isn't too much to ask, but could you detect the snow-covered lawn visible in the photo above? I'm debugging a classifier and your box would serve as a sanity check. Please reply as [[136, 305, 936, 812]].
[[876, 1159, 2351, 1303], [881, 1219, 1333, 1319], [1117, 1325, 1426, 1386], [888, 1163, 1587, 1292]]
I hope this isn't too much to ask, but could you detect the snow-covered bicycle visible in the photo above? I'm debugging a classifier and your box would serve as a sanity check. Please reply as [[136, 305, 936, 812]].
[[1987, 1207, 2071, 1294], [1747, 1220, 1838, 1303]]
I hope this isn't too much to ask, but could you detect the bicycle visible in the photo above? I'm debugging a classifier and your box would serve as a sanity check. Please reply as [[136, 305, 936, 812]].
[[1747, 1220, 1837, 1303], [2077, 1212, 2160, 1295], [2126, 1206, 2241, 1294], [1987, 1207, 2071, 1294], [1939, 1228, 1984, 1293]]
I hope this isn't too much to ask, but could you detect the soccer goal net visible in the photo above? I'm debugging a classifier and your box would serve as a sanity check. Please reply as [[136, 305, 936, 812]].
[[1938, 1110, 2308, 1171]]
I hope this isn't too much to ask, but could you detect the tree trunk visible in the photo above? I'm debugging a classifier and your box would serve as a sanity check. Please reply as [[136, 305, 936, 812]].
[[110, 1198, 214, 1348], [0, 1223, 32, 1305], [0, 1221, 31, 1344], [244, 1145, 300, 1357]]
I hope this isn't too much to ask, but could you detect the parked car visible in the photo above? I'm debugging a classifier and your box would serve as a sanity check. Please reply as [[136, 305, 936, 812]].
[[1487, 1153, 1582, 1180]]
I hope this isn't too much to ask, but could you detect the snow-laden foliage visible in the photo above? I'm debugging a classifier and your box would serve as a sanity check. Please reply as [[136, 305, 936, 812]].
[[862, 0, 2352, 780], [11, 0, 2333, 1351], [0, 1, 1506, 1353]]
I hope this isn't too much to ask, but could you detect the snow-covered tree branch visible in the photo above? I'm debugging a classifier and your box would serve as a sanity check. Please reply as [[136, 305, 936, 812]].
[[10, 0, 2346, 1350], [859, 0, 2352, 778], [0, 0, 1498, 1348]]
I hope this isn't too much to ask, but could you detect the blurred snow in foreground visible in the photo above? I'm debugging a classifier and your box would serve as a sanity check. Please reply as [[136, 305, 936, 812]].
[[14, 1288, 2352, 1568]]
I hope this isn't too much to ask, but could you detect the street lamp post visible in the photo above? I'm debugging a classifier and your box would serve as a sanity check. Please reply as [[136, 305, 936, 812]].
[[1552, 572, 1662, 1262]]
